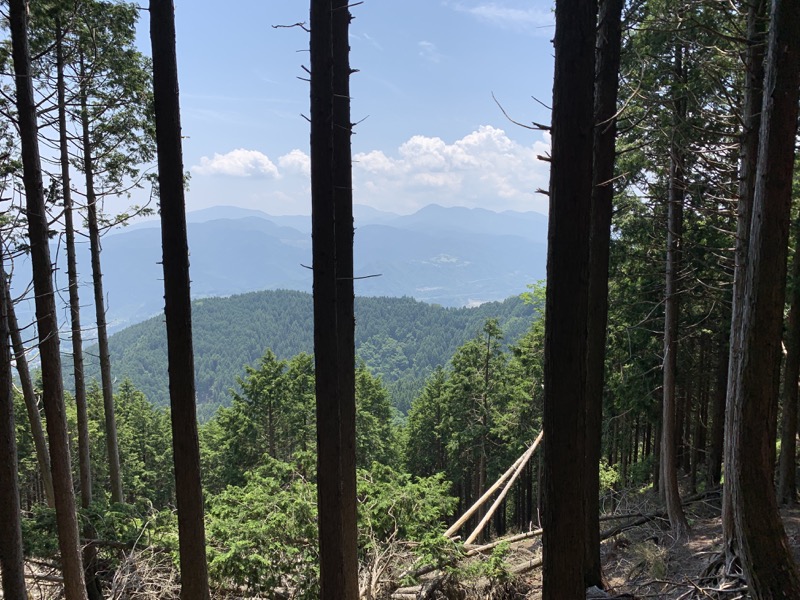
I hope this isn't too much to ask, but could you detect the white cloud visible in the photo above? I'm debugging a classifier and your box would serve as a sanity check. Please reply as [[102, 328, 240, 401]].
[[278, 149, 311, 176], [353, 125, 550, 213], [192, 148, 280, 178], [186, 128, 550, 216], [449, 1, 553, 32], [418, 41, 444, 63]]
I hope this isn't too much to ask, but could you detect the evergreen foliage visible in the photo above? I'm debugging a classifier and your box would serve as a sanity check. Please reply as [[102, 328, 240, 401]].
[[75, 290, 534, 418]]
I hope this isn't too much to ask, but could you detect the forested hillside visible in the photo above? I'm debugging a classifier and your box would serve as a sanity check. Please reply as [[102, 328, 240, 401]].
[[74, 290, 535, 418]]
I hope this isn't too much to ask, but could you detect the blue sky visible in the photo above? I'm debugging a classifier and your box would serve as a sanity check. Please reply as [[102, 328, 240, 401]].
[[140, 0, 555, 216]]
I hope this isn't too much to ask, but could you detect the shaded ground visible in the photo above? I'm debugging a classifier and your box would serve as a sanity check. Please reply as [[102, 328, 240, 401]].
[[499, 492, 800, 599]]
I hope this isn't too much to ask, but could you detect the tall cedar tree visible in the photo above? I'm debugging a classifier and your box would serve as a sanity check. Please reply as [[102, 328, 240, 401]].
[[80, 56, 124, 504], [310, 0, 358, 596], [0, 259, 26, 600], [661, 43, 690, 539], [149, 1, 212, 598], [56, 18, 104, 599], [542, 0, 595, 597], [56, 17, 94, 512], [332, 0, 359, 595], [584, 0, 623, 588], [8, 0, 89, 597], [722, 0, 766, 554], [728, 0, 800, 595]]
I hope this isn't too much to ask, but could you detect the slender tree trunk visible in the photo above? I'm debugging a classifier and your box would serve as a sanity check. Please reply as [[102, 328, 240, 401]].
[[0, 255, 27, 600], [542, 0, 596, 596], [79, 59, 123, 505], [149, 2, 211, 598], [661, 42, 690, 540], [58, 27, 104, 600], [584, 0, 623, 586], [8, 2, 89, 597], [723, 0, 766, 557], [707, 335, 728, 489], [3, 275, 54, 508], [332, 1, 359, 595], [58, 24, 93, 511], [777, 222, 800, 505], [729, 0, 800, 595]]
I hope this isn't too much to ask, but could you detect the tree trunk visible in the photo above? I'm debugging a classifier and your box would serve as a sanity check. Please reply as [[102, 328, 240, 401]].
[[584, 0, 623, 588], [0, 255, 27, 600], [3, 276, 54, 508], [8, 1, 89, 597], [310, 0, 353, 597], [57, 23, 93, 511], [332, 1, 359, 595], [542, 0, 596, 596], [777, 221, 800, 505], [707, 334, 728, 489], [58, 26, 104, 600], [723, 0, 766, 556], [661, 42, 690, 540], [729, 0, 800, 595], [149, 2, 211, 598], [79, 57, 124, 505]]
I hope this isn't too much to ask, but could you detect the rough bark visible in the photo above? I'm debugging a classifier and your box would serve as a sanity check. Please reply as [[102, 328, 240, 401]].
[[79, 59, 124, 505], [584, 0, 623, 588], [149, 2, 212, 598], [4, 278, 54, 508], [661, 43, 690, 540], [542, 0, 596, 596], [332, 0, 359, 595], [729, 0, 800, 595], [0, 256, 27, 600], [723, 0, 766, 555], [8, 1, 89, 597], [777, 223, 800, 505]]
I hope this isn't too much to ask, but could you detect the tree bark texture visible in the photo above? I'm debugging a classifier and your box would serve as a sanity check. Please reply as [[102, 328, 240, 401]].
[[310, 0, 357, 596], [729, 0, 800, 596], [0, 257, 27, 600], [542, 0, 596, 597], [149, 2, 212, 598], [332, 1, 359, 595], [8, 1, 89, 597], [661, 43, 690, 540], [584, 0, 623, 588], [723, 0, 766, 554]]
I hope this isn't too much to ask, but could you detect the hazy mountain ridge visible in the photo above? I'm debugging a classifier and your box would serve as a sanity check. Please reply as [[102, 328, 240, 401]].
[[14, 203, 547, 332]]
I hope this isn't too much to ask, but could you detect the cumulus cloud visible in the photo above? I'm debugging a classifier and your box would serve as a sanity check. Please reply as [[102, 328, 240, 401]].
[[192, 148, 280, 178], [353, 125, 550, 213], [188, 128, 550, 216], [278, 149, 311, 176], [449, 1, 553, 32]]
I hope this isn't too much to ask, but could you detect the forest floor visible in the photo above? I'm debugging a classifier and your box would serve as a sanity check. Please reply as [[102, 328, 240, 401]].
[[496, 490, 800, 599], [9, 491, 800, 599]]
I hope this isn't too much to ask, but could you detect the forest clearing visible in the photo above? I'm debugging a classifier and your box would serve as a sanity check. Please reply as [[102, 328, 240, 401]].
[[1, 0, 800, 598]]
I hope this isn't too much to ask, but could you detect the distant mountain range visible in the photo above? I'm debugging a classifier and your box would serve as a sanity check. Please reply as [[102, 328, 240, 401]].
[[12, 203, 547, 332]]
